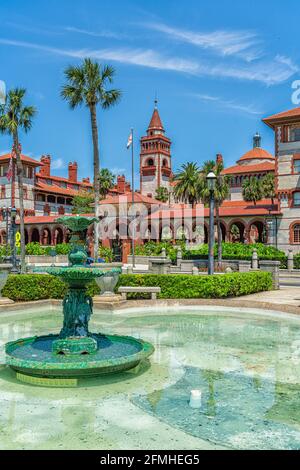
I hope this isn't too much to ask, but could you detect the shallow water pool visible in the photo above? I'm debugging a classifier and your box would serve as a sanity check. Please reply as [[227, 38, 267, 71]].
[[1, 305, 300, 450]]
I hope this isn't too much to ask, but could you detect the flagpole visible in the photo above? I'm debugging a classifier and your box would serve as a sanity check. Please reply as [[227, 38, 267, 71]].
[[131, 127, 135, 269]]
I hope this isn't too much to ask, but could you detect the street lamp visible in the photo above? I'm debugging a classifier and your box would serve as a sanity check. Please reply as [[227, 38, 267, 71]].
[[206, 171, 216, 275], [10, 206, 18, 274]]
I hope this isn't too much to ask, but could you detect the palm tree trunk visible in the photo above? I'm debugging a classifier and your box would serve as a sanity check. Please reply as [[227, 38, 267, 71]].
[[89, 104, 100, 261], [216, 203, 222, 267], [14, 132, 26, 273]]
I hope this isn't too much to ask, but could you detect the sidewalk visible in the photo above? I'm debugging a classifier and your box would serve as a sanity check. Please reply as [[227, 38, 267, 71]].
[[239, 287, 300, 307]]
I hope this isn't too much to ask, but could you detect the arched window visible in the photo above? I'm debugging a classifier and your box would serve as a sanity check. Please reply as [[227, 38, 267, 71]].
[[162, 159, 168, 167], [293, 224, 300, 243], [147, 158, 154, 166]]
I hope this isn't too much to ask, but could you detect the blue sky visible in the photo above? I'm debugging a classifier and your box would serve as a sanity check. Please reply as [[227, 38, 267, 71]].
[[0, 0, 299, 183]]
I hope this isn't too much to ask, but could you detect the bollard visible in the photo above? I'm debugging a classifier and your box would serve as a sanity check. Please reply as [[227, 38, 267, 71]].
[[287, 249, 294, 271], [252, 249, 259, 270]]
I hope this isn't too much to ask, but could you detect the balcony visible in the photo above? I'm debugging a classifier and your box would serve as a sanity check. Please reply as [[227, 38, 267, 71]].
[[141, 165, 156, 176], [161, 166, 172, 177]]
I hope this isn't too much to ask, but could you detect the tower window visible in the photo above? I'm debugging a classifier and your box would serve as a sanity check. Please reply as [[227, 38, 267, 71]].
[[147, 158, 154, 166], [294, 159, 300, 173], [162, 159, 168, 167], [293, 192, 300, 206]]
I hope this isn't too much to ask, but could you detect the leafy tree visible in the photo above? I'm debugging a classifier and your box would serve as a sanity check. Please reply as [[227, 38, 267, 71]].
[[173, 162, 201, 207], [99, 168, 115, 199], [199, 159, 230, 264], [261, 173, 275, 204], [72, 190, 94, 214], [0, 88, 36, 273], [242, 176, 263, 205], [155, 186, 169, 203], [61, 58, 121, 259]]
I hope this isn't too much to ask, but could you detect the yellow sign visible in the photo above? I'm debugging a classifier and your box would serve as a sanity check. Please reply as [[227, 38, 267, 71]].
[[15, 231, 21, 247]]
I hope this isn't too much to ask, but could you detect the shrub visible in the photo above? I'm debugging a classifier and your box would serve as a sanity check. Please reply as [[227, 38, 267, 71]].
[[134, 240, 186, 263], [2, 274, 99, 301], [54, 243, 72, 255], [117, 271, 273, 299], [184, 242, 286, 265], [98, 246, 114, 262], [25, 242, 50, 256]]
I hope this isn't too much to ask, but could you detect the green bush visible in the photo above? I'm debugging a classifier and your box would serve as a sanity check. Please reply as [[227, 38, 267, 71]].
[[98, 246, 114, 262], [2, 274, 99, 301], [117, 271, 273, 299], [54, 243, 72, 255], [185, 242, 286, 264], [134, 240, 186, 263], [25, 242, 50, 255]]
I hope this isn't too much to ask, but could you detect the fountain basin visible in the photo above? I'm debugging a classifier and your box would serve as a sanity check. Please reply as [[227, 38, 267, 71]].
[[5, 333, 154, 378]]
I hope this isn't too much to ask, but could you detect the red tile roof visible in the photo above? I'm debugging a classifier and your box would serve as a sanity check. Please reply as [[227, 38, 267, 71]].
[[36, 173, 92, 187], [263, 107, 300, 128], [35, 182, 79, 197], [237, 147, 274, 163], [0, 153, 41, 166], [222, 161, 275, 175], [148, 108, 164, 130], [99, 191, 164, 205], [148, 199, 280, 219]]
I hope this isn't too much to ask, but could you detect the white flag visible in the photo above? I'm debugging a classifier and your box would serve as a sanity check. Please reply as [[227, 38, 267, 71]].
[[126, 131, 132, 149]]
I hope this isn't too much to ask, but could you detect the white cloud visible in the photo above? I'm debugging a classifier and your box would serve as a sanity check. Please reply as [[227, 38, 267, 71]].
[[0, 38, 297, 85], [51, 158, 64, 170], [142, 22, 262, 61], [64, 26, 124, 40], [194, 94, 262, 116]]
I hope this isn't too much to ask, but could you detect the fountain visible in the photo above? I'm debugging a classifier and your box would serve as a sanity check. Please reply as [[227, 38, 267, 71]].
[[5, 215, 154, 386]]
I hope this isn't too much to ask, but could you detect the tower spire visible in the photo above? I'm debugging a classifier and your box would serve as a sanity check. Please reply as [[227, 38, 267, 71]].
[[253, 132, 261, 148]]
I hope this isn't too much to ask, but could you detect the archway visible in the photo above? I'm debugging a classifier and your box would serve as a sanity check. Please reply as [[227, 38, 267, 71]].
[[24, 229, 29, 245], [229, 221, 245, 243], [53, 227, 64, 245], [41, 227, 51, 245], [219, 222, 227, 242], [31, 228, 40, 243], [248, 220, 265, 243]]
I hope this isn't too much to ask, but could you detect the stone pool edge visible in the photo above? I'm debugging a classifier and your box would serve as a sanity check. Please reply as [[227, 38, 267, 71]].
[[0, 293, 300, 316]]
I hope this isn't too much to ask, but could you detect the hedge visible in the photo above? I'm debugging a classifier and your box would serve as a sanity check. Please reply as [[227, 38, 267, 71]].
[[2, 275, 100, 302], [117, 272, 273, 299]]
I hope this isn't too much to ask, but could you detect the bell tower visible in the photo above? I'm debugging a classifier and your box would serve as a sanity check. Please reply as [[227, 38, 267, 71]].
[[140, 101, 172, 198]]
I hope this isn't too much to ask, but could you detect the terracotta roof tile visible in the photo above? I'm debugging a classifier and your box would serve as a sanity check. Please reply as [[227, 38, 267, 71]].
[[0, 153, 41, 166], [263, 106, 300, 127], [237, 147, 274, 162], [222, 161, 275, 175], [148, 108, 164, 130]]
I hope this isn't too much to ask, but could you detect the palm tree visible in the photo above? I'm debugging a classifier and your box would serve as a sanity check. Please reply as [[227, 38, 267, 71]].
[[99, 168, 115, 199], [242, 176, 262, 205], [173, 162, 201, 207], [199, 160, 230, 265], [0, 88, 36, 273], [261, 173, 275, 204], [155, 186, 169, 203], [61, 58, 121, 259]]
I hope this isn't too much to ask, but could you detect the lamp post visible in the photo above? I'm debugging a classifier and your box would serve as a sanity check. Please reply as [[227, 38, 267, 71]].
[[206, 171, 216, 275], [10, 206, 18, 274]]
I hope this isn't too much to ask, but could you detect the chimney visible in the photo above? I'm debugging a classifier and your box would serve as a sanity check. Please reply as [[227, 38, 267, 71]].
[[216, 153, 223, 165], [68, 161, 78, 182], [117, 175, 126, 193], [40, 155, 51, 177], [82, 177, 90, 184]]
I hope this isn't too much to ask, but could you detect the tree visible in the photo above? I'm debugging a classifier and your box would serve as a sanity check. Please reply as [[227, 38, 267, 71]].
[[199, 160, 230, 264], [72, 190, 94, 214], [242, 176, 263, 205], [173, 162, 201, 207], [155, 186, 169, 203], [61, 58, 121, 259], [0, 88, 36, 273], [99, 168, 115, 199], [261, 173, 275, 204]]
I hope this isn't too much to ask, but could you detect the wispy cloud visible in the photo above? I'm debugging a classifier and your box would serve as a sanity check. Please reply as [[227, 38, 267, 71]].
[[194, 93, 262, 116], [64, 26, 124, 40], [0, 38, 297, 85], [142, 22, 262, 61], [52, 158, 64, 170]]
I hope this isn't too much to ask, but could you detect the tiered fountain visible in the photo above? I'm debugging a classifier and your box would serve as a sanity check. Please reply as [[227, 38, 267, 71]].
[[5, 216, 154, 386]]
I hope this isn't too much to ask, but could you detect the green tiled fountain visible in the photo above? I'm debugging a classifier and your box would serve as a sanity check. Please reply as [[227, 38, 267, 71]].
[[5, 216, 154, 386]]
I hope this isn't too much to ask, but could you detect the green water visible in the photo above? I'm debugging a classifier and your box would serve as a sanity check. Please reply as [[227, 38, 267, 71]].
[[1, 306, 300, 450]]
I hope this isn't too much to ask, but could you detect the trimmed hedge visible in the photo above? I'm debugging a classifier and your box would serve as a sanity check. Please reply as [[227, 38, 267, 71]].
[[2, 275, 100, 302], [117, 272, 273, 299]]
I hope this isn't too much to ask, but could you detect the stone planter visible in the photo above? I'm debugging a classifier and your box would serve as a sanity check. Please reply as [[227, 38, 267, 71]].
[[95, 270, 120, 296]]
